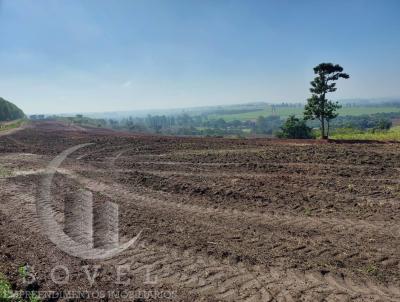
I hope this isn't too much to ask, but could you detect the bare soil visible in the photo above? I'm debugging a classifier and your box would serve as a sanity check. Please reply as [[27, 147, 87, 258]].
[[1, 121, 400, 301]]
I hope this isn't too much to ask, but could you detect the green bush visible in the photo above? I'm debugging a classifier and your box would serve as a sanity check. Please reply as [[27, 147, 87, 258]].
[[277, 115, 314, 139]]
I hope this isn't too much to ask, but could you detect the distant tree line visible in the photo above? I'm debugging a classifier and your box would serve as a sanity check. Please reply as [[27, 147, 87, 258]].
[[329, 113, 394, 130], [111, 114, 258, 136], [30, 109, 399, 138], [342, 101, 400, 108]]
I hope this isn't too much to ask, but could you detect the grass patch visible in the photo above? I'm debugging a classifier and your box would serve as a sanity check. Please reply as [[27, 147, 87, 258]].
[[26, 294, 40, 302], [0, 120, 25, 132], [331, 126, 400, 141], [0, 274, 13, 301], [0, 166, 12, 178], [364, 263, 378, 276], [304, 208, 312, 216]]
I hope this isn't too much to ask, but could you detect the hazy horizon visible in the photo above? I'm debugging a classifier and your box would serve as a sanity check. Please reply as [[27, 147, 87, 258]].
[[1, 0, 400, 114], [22, 97, 400, 117]]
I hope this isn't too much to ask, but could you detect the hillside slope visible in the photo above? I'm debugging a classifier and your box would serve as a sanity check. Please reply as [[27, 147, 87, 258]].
[[0, 97, 25, 121]]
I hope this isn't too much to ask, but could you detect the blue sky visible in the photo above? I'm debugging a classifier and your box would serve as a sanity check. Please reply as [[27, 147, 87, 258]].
[[0, 0, 399, 114]]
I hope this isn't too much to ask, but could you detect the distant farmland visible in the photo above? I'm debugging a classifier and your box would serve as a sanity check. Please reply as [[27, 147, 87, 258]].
[[208, 105, 400, 121]]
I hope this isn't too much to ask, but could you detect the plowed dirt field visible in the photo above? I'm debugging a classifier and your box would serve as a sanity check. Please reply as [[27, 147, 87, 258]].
[[1, 121, 400, 301]]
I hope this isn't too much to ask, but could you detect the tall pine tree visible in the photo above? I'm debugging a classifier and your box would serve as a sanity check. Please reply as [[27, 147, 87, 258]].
[[304, 63, 349, 139]]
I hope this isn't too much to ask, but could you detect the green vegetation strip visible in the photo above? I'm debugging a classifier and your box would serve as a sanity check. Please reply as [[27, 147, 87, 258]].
[[331, 126, 400, 141], [209, 106, 400, 122], [0, 120, 25, 132]]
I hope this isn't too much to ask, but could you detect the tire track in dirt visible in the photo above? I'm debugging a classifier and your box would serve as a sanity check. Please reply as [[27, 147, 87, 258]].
[[101, 239, 400, 301], [61, 171, 400, 301], [80, 166, 400, 184], [5, 170, 400, 255], [2, 169, 400, 301], [126, 160, 400, 170], [63, 166, 400, 240], [134, 168, 400, 209]]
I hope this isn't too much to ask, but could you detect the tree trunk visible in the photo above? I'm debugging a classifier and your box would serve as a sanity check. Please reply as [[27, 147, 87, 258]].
[[321, 118, 327, 139], [327, 120, 331, 139], [321, 92, 328, 139]]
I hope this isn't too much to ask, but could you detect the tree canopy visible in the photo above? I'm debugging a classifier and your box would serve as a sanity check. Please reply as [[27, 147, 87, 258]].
[[0, 97, 25, 122], [304, 63, 349, 139]]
